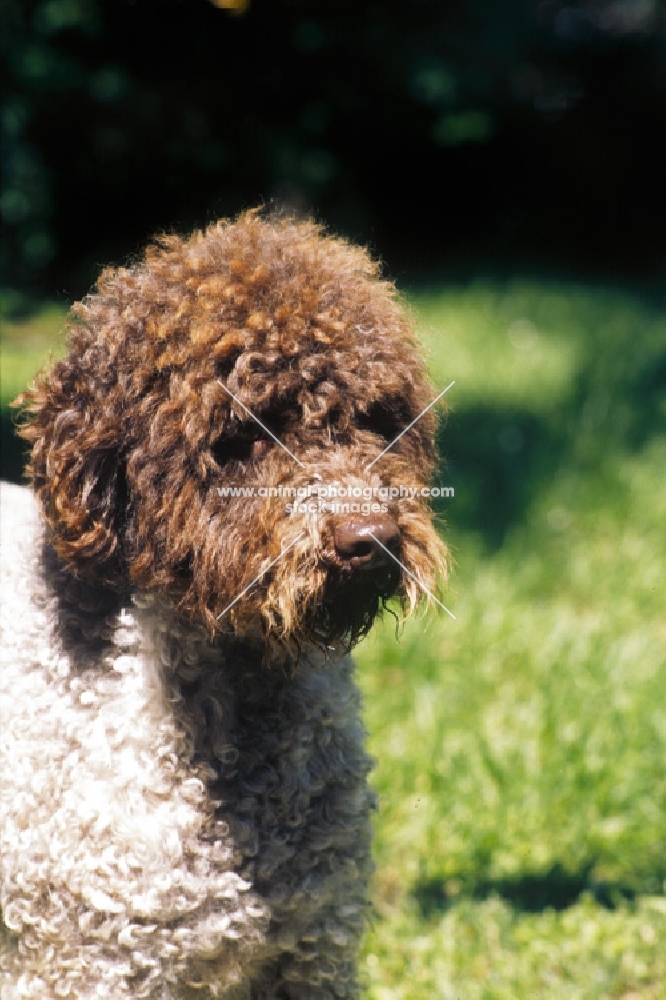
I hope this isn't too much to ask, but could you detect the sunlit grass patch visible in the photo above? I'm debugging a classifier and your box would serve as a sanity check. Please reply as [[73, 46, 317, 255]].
[[358, 279, 666, 998], [0, 301, 67, 406], [364, 894, 666, 999]]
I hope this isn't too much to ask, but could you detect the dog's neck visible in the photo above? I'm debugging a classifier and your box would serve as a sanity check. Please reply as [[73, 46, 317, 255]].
[[44, 541, 331, 681]]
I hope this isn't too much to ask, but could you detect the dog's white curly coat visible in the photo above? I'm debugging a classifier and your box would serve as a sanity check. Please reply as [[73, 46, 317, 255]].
[[0, 481, 375, 999]]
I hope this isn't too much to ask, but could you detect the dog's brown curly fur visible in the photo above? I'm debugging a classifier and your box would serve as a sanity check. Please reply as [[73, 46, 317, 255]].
[[2, 210, 449, 998], [19, 209, 446, 649]]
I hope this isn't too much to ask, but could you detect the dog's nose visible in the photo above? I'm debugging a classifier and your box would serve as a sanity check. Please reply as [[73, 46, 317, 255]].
[[333, 516, 400, 571]]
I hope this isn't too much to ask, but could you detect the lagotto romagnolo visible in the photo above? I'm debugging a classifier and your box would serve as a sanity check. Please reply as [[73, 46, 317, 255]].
[[1, 210, 448, 999]]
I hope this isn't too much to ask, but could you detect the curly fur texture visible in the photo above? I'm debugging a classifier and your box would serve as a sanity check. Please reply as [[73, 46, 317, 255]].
[[1, 210, 448, 999]]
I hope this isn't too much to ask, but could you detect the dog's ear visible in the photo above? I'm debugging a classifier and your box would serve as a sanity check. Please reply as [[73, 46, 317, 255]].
[[14, 354, 128, 588]]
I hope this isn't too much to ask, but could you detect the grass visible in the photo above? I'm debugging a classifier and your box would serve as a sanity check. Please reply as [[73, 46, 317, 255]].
[[1, 280, 665, 997], [0, 302, 68, 407], [357, 279, 666, 998], [0, 300, 68, 480]]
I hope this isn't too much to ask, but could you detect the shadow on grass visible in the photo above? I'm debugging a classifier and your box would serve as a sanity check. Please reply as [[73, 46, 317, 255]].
[[433, 338, 666, 551], [435, 407, 564, 551], [413, 863, 642, 916]]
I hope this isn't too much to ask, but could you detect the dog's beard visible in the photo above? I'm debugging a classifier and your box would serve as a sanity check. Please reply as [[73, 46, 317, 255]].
[[304, 564, 402, 649], [206, 560, 403, 663], [175, 498, 447, 656]]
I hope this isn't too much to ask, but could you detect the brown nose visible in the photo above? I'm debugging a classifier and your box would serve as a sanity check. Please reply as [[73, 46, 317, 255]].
[[333, 516, 401, 571]]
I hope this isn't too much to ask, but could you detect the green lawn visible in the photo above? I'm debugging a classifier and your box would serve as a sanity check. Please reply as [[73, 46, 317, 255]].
[[358, 280, 666, 999], [1, 281, 665, 997], [0, 301, 68, 480], [0, 302, 68, 408]]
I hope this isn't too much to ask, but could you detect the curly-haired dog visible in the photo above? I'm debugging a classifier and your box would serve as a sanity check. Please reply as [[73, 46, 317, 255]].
[[0, 211, 448, 999]]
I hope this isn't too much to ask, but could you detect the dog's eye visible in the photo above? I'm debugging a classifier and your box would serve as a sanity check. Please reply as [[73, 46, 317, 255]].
[[355, 404, 401, 442], [212, 430, 271, 465], [212, 406, 294, 467], [212, 436, 253, 464]]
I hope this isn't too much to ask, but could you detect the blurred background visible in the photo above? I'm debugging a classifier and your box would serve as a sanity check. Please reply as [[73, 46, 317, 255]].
[[2, 0, 666, 298], [2, 1, 666, 997]]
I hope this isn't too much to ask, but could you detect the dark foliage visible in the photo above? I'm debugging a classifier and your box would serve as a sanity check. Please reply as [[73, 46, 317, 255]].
[[2, 0, 666, 300]]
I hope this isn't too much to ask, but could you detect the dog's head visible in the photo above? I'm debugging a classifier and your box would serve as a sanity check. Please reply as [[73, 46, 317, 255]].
[[17, 210, 449, 651]]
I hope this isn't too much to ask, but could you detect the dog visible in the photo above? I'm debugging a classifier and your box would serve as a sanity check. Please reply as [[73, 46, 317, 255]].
[[0, 209, 448, 998]]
